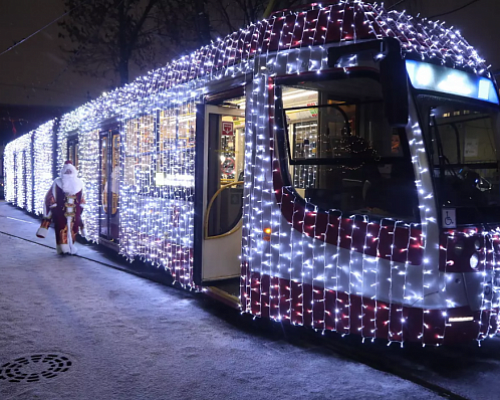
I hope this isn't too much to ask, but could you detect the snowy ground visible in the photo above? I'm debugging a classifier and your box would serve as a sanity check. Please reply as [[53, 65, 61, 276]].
[[0, 201, 495, 399]]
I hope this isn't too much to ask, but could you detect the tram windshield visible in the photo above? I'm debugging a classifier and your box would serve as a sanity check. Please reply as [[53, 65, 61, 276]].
[[277, 76, 419, 221], [417, 97, 500, 224]]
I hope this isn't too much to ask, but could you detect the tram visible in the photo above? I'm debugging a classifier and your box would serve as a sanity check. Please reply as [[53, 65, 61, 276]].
[[4, 1, 500, 346]]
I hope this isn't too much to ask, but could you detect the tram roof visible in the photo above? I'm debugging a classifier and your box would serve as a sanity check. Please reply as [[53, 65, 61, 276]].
[[4, 0, 491, 146], [86, 1, 489, 115], [145, 0, 487, 85]]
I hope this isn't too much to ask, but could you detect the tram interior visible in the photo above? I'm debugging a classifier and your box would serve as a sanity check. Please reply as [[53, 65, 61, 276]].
[[281, 78, 418, 221], [207, 104, 245, 238], [426, 103, 500, 223], [204, 95, 246, 298]]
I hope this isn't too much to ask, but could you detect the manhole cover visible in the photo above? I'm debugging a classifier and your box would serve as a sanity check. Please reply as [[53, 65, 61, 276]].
[[0, 354, 73, 383]]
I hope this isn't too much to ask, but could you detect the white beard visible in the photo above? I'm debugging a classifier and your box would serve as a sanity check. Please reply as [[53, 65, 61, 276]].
[[59, 175, 83, 195], [58, 163, 83, 195]]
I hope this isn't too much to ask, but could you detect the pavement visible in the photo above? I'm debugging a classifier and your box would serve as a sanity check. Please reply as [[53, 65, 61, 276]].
[[0, 201, 478, 399]]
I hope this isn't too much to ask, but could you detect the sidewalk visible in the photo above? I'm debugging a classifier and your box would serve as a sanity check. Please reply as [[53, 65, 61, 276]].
[[0, 201, 173, 285], [0, 201, 439, 400]]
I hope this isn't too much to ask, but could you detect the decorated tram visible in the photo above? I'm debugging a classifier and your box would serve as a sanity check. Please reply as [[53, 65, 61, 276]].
[[4, 1, 500, 346]]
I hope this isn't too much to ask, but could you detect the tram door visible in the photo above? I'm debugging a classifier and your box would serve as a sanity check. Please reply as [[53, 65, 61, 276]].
[[99, 129, 120, 243], [194, 103, 246, 284]]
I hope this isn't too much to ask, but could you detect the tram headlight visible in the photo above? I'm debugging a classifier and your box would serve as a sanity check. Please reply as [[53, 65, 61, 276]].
[[454, 241, 464, 256], [470, 253, 479, 269]]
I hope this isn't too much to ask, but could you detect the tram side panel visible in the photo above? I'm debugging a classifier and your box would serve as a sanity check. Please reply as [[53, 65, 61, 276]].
[[3, 121, 56, 216], [4, 142, 15, 204], [33, 121, 56, 215], [119, 104, 196, 288]]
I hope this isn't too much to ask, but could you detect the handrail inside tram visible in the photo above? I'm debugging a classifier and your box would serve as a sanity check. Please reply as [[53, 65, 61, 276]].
[[204, 181, 244, 240]]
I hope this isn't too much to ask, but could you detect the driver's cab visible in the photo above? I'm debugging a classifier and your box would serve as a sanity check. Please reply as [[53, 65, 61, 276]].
[[278, 75, 419, 222], [271, 41, 500, 332], [405, 59, 500, 227]]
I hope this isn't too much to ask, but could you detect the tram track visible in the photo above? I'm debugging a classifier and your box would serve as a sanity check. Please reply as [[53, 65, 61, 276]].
[[198, 293, 473, 400], [309, 333, 469, 400]]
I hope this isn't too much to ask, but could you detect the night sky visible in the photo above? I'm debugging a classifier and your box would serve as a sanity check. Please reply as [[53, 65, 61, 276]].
[[0, 0, 108, 108], [0, 0, 499, 108], [390, 0, 500, 74]]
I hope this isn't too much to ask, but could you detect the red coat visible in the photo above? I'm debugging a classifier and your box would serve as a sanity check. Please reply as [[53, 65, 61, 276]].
[[37, 179, 85, 246]]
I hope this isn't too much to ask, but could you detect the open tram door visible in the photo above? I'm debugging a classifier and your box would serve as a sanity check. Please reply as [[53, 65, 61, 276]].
[[194, 99, 246, 304], [99, 128, 120, 247]]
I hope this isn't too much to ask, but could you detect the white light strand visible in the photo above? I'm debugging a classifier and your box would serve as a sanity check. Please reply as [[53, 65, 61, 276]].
[[3, 1, 496, 347]]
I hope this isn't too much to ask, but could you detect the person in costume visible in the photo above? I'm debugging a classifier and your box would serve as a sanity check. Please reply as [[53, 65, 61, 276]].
[[36, 161, 86, 255]]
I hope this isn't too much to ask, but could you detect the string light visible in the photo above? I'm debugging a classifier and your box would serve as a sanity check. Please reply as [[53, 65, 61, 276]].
[[34, 121, 55, 215], [4, 1, 499, 345]]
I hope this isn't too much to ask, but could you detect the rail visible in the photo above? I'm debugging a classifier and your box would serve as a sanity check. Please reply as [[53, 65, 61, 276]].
[[204, 181, 244, 240]]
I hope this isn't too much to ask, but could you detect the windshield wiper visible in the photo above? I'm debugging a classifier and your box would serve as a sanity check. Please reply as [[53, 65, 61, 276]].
[[430, 115, 446, 192], [430, 115, 459, 178], [450, 123, 461, 167]]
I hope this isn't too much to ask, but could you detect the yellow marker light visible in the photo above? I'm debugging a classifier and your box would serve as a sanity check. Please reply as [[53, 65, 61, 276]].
[[264, 227, 272, 235]]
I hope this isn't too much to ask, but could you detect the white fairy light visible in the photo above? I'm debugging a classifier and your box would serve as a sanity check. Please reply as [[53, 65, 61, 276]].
[[33, 121, 55, 215], [4, 1, 497, 346]]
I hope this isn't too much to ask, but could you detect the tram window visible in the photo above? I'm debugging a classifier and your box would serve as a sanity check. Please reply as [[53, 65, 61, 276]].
[[68, 144, 74, 164], [74, 143, 79, 168], [278, 78, 419, 221], [111, 134, 120, 193], [157, 103, 196, 192], [124, 115, 155, 189], [159, 108, 176, 151], [123, 104, 197, 198], [421, 100, 500, 223], [101, 136, 108, 203], [67, 134, 79, 169], [127, 114, 155, 154], [219, 114, 245, 184], [68, 141, 80, 169]]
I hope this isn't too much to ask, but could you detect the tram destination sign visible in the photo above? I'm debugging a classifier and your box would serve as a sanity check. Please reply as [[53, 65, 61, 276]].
[[406, 60, 500, 105]]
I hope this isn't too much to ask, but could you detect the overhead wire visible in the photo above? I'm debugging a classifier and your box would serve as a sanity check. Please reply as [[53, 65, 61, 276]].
[[387, 0, 407, 11], [44, 0, 126, 92], [0, 0, 96, 58], [428, 0, 482, 19]]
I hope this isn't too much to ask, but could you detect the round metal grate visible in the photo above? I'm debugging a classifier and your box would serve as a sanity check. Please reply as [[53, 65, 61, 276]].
[[0, 354, 73, 383]]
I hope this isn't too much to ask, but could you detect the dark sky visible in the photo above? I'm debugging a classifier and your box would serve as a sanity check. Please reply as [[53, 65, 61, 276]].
[[0, 0, 108, 107], [389, 0, 500, 73], [0, 0, 499, 108]]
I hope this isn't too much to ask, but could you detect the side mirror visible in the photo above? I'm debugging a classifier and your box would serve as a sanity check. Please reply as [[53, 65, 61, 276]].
[[380, 38, 409, 127]]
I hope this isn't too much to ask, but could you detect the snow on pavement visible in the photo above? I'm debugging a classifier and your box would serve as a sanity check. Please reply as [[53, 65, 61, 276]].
[[0, 228, 440, 400]]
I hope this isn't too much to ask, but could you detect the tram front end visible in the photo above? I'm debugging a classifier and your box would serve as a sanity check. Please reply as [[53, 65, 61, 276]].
[[266, 37, 500, 345], [407, 59, 500, 343]]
